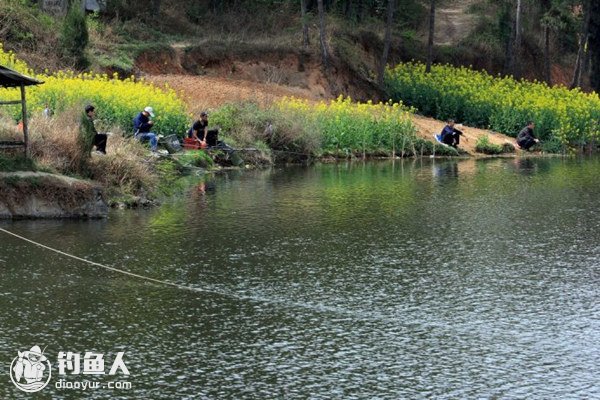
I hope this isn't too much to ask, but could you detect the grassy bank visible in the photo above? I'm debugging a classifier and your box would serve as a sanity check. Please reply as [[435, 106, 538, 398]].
[[211, 97, 459, 161], [0, 45, 466, 206], [385, 63, 600, 153]]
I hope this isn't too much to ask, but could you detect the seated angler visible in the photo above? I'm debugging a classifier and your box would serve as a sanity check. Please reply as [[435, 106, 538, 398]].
[[440, 119, 463, 148], [82, 104, 107, 155], [133, 106, 158, 152], [188, 111, 209, 148]]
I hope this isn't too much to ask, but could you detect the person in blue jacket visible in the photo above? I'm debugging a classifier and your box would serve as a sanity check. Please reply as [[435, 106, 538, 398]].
[[440, 119, 463, 148], [133, 106, 158, 152]]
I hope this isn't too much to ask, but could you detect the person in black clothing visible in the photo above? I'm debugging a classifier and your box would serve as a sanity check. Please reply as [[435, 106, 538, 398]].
[[440, 119, 463, 148], [188, 111, 209, 145], [82, 104, 107, 154], [516, 121, 539, 151]]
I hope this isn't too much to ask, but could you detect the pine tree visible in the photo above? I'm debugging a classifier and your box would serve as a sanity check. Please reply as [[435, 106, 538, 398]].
[[60, 1, 89, 69]]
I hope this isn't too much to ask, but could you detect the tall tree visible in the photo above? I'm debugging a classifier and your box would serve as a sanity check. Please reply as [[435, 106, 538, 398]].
[[425, 0, 436, 73], [505, 0, 523, 77], [512, 0, 523, 78], [317, 0, 329, 68], [541, 0, 553, 84], [589, 0, 600, 92], [301, 0, 309, 50], [60, 0, 89, 69], [571, 0, 592, 89], [378, 0, 396, 85]]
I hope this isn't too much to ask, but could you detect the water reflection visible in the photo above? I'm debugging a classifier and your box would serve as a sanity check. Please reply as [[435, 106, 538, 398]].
[[1, 158, 600, 399], [432, 160, 459, 179]]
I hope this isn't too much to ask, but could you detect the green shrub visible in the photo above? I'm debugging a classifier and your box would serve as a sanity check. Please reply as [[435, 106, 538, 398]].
[[475, 135, 503, 154], [274, 96, 417, 157], [210, 97, 421, 159], [501, 142, 516, 153], [541, 137, 565, 154], [0, 154, 37, 172], [177, 150, 214, 169]]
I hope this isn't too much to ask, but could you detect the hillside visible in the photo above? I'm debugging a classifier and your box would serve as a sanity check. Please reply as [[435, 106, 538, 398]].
[[3, 0, 592, 156], [148, 73, 516, 155]]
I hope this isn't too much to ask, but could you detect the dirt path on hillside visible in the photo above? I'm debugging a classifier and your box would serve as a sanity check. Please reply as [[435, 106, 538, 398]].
[[435, 0, 477, 46], [148, 74, 518, 155]]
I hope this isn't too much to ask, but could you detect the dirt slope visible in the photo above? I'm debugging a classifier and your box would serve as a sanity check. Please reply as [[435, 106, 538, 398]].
[[148, 74, 518, 155], [149, 74, 316, 114], [435, 0, 477, 46], [411, 115, 517, 154]]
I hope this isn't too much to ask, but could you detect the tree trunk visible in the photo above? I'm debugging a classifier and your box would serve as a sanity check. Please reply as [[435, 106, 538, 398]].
[[571, 0, 592, 89], [344, 0, 352, 18], [512, 0, 523, 78], [153, 0, 161, 14], [301, 0, 309, 49], [589, 0, 600, 92], [378, 0, 395, 86], [356, 0, 363, 22], [425, 0, 435, 73], [543, 24, 552, 84], [317, 0, 329, 68]]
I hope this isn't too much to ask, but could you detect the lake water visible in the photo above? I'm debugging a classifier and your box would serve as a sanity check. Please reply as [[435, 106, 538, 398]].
[[1, 157, 599, 399]]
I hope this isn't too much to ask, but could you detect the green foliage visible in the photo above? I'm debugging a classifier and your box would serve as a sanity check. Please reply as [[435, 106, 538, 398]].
[[60, 2, 89, 69], [412, 138, 459, 157], [0, 155, 37, 172], [475, 135, 503, 154], [0, 0, 57, 51], [385, 62, 600, 149], [155, 159, 187, 196], [275, 96, 417, 157], [177, 150, 214, 169], [501, 142, 515, 153], [210, 96, 419, 158], [541, 137, 565, 154]]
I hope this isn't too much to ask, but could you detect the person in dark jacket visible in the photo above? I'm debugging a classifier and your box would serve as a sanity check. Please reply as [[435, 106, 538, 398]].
[[516, 121, 538, 151], [188, 111, 209, 145], [440, 119, 463, 148], [133, 106, 158, 152], [81, 104, 107, 155]]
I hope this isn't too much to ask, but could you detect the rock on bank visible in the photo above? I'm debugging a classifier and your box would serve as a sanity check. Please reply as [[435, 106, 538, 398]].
[[0, 172, 108, 219]]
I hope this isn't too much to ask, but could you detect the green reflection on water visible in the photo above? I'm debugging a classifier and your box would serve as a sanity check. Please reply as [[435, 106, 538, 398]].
[[1, 157, 600, 399]]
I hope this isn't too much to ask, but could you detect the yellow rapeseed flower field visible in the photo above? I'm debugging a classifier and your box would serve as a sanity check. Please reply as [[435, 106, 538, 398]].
[[0, 43, 187, 135], [274, 96, 417, 155], [385, 62, 600, 150]]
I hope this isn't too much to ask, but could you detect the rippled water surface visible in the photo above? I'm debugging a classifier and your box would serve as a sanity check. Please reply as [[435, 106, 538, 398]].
[[1, 158, 600, 399]]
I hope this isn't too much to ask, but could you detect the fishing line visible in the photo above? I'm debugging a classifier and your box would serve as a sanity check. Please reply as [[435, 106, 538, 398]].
[[0, 227, 229, 297], [0, 227, 381, 320]]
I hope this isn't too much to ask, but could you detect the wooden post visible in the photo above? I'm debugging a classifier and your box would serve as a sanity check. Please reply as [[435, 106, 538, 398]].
[[20, 84, 29, 158]]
